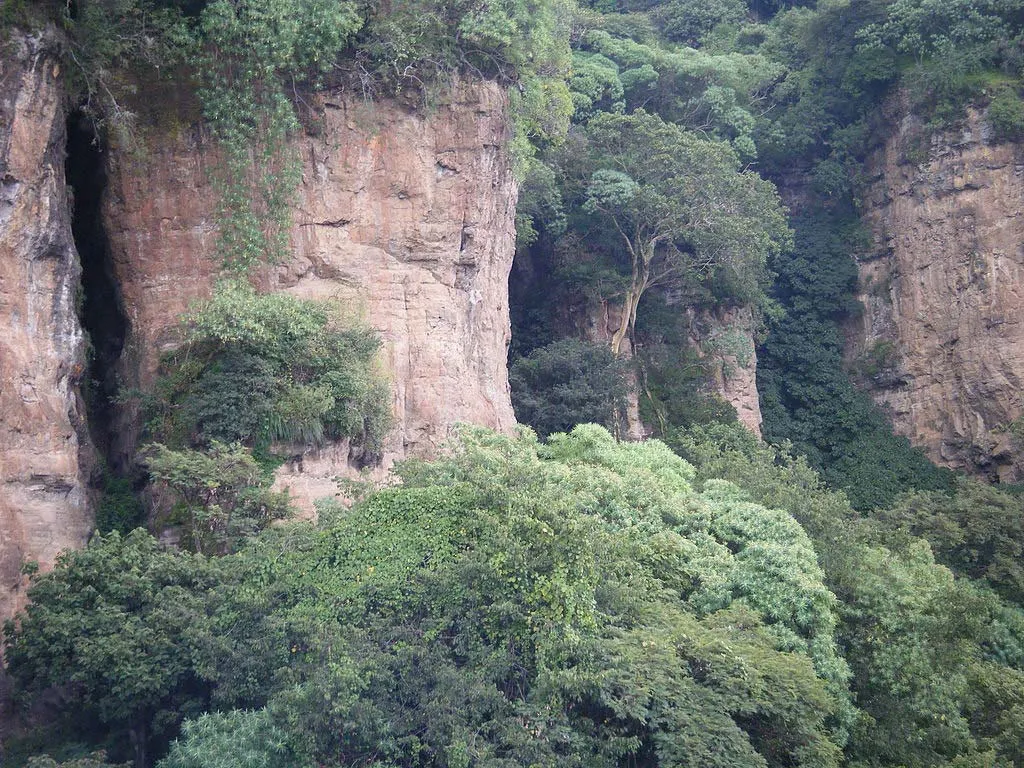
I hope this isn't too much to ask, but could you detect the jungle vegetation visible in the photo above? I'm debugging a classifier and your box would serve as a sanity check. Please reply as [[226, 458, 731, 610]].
[[4, 0, 1024, 766]]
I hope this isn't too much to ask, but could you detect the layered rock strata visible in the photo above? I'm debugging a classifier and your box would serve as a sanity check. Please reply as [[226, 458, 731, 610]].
[[0, 31, 94, 619], [853, 100, 1024, 479]]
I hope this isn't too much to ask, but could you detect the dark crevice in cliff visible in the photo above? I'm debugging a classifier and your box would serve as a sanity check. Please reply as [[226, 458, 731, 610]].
[[67, 113, 127, 471]]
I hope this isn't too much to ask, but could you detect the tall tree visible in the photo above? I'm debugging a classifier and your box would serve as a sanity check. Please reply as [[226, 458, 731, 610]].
[[573, 110, 790, 354]]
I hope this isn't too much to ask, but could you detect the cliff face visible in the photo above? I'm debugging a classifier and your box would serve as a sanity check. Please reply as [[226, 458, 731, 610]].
[[853, 100, 1024, 480], [687, 305, 762, 437], [0, 31, 94, 619], [103, 82, 518, 507]]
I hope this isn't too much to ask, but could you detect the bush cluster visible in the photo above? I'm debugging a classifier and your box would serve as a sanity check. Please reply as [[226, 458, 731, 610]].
[[147, 282, 392, 459]]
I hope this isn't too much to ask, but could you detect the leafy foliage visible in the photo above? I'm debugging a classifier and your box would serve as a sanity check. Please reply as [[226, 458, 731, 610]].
[[158, 710, 301, 768], [93, 472, 146, 535], [145, 442, 291, 555], [8, 427, 857, 767], [757, 207, 953, 509], [510, 338, 630, 436], [3, 531, 224, 768], [988, 85, 1024, 140], [880, 479, 1024, 606], [651, 0, 747, 45], [146, 282, 392, 459], [671, 422, 1024, 767]]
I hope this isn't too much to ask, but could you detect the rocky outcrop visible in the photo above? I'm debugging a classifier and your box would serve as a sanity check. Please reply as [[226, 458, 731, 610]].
[[0, 30, 94, 619], [853, 99, 1024, 480], [103, 81, 518, 508], [688, 305, 762, 437]]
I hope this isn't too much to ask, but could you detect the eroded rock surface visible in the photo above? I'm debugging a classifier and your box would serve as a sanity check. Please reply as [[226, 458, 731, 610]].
[[103, 82, 518, 509], [688, 305, 762, 437], [576, 299, 761, 438], [0, 31, 93, 619], [853, 100, 1024, 479]]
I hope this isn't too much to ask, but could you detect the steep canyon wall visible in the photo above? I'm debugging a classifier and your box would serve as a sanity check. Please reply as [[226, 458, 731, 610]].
[[853, 100, 1024, 480], [0, 25, 519, 617], [0, 32, 94, 619], [103, 82, 519, 507]]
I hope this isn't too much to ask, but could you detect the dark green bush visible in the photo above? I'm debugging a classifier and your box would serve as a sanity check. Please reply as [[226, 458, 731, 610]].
[[880, 479, 1024, 606], [650, 0, 746, 45], [988, 86, 1024, 141], [147, 282, 393, 459], [758, 208, 954, 509], [93, 473, 145, 535], [510, 339, 630, 436]]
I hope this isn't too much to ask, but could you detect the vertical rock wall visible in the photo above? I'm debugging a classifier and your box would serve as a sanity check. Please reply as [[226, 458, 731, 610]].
[[854, 100, 1024, 479], [687, 305, 763, 437], [103, 82, 518, 508], [0, 31, 93, 619]]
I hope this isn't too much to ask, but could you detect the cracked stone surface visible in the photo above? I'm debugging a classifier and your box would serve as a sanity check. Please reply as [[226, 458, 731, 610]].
[[852, 98, 1024, 480], [0, 30, 94, 620], [102, 81, 518, 512]]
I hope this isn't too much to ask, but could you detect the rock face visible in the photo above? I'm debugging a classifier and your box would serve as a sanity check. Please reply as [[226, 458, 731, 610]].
[[688, 305, 762, 437], [0, 31, 94, 619], [103, 82, 518, 507], [853, 99, 1024, 479]]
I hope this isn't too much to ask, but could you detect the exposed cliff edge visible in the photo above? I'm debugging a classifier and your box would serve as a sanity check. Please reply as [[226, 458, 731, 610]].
[[0, 31, 519, 618], [102, 80, 518, 511], [853, 98, 1024, 480], [0, 31, 94, 619]]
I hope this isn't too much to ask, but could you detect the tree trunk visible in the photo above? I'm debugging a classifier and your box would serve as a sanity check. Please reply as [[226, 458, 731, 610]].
[[130, 715, 147, 768], [611, 246, 653, 357], [610, 285, 635, 356]]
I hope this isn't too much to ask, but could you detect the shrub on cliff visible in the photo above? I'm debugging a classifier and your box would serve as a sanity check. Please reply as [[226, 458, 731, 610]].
[[145, 282, 393, 460], [988, 87, 1024, 141]]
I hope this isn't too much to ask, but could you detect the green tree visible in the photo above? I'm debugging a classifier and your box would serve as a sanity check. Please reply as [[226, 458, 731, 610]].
[[880, 479, 1024, 605], [144, 442, 291, 555], [571, 110, 789, 354], [510, 338, 630, 436], [158, 710, 301, 768], [3, 532, 222, 768], [268, 425, 852, 765], [651, 0, 747, 45], [146, 283, 393, 458], [672, 422, 1024, 766]]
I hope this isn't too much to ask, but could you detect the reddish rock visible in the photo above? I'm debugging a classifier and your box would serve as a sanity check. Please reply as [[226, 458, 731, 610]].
[[0, 30, 94, 620], [854, 98, 1024, 479], [103, 82, 519, 511]]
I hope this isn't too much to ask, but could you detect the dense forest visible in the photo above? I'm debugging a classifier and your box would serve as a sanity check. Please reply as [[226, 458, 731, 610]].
[[3, 0, 1024, 766]]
